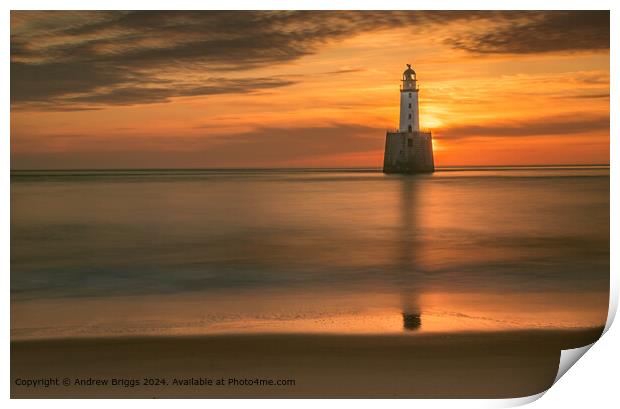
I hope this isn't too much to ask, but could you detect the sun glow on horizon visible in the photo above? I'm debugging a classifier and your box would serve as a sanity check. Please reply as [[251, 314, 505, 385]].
[[10, 11, 609, 169]]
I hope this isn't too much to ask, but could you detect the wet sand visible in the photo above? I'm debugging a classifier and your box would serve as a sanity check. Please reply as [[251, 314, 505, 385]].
[[11, 327, 602, 398]]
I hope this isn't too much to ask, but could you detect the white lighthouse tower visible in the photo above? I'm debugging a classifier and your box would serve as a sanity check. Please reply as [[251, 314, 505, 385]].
[[399, 64, 420, 133], [383, 64, 434, 173]]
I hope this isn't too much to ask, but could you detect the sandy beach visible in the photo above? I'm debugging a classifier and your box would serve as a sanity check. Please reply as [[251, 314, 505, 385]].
[[11, 327, 602, 398]]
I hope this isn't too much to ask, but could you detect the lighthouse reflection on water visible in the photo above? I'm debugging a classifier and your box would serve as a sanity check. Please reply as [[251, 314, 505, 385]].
[[399, 175, 423, 332], [402, 312, 422, 331]]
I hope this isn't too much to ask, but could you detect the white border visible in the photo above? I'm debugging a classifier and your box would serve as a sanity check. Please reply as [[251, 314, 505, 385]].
[[4, 1, 617, 407]]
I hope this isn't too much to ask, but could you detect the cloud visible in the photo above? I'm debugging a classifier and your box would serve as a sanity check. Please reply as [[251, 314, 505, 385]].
[[14, 77, 295, 110], [10, 61, 129, 104], [561, 92, 610, 100], [435, 113, 609, 140], [204, 123, 384, 162], [448, 11, 609, 54], [11, 123, 386, 169], [11, 11, 610, 110]]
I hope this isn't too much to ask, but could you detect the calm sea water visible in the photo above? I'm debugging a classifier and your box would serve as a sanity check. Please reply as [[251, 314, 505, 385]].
[[11, 167, 610, 339]]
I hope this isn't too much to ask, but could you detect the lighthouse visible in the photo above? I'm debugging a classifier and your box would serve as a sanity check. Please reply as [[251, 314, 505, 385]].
[[399, 64, 419, 133], [383, 64, 434, 173]]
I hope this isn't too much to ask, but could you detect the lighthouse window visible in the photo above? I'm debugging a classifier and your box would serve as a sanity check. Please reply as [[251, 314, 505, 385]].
[[408, 114, 411, 119], [408, 103, 411, 108], [409, 93, 412, 98]]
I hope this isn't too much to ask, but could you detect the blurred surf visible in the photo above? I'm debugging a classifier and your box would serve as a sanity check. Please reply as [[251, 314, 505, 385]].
[[11, 166, 609, 338]]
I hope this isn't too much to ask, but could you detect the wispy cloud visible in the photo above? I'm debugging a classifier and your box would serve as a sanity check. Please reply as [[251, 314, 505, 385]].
[[11, 11, 610, 111], [12, 75, 295, 110], [448, 11, 609, 54], [11, 123, 385, 169], [435, 113, 609, 140]]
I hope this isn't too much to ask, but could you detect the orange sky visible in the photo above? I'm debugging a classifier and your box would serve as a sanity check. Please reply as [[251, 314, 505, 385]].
[[10, 11, 610, 169]]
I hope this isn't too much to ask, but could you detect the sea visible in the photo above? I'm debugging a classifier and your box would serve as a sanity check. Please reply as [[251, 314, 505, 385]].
[[10, 166, 610, 339]]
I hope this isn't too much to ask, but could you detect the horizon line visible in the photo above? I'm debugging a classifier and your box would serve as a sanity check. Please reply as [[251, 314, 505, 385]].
[[9, 164, 610, 172]]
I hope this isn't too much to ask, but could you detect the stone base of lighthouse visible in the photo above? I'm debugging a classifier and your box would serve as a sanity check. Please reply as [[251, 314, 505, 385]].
[[383, 131, 435, 173]]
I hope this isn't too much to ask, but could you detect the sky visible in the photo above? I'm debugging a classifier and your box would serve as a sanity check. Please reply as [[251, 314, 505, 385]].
[[10, 11, 610, 169]]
